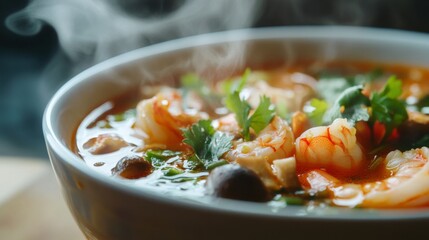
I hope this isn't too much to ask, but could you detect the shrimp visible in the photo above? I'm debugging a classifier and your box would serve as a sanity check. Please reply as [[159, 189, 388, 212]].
[[299, 147, 429, 208], [134, 88, 206, 148], [295, 118, 366, 178], [224, 116, 296, 190]]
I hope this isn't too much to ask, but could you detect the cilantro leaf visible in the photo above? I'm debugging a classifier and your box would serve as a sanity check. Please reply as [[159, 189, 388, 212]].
[[324, 85, 370, 124], [370, 76, 408, 139], [225, 91, 275, 140], [313, 74, 408, 152], [209, 132, 233, 161], [323, 75, 407, 131], [249, 96, 276, 133], [182, 119, 214, 159], [317, 69, 382, 104], [225, 91, 251, 128], [162, 167, 184, 176], [378, 76, 402, 99], [145, 149, 182, 168], [341, 107, 371, 125], [317, 77, 355, 105], [182, 120, 233, 169], [223, 69, 277, 140]]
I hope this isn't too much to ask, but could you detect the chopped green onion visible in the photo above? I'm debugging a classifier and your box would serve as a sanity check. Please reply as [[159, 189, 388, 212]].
[[206, 160, 228, 170], [162, 167, 184, 176], [145, 150, 181, 160], [283, 196, 305, 205]]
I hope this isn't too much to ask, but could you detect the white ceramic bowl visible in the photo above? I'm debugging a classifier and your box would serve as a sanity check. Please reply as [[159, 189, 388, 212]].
[[43, 27, 429, 240]]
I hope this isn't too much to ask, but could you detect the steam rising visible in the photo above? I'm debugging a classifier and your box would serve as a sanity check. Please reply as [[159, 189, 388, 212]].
[[7, 0, 261, 95]]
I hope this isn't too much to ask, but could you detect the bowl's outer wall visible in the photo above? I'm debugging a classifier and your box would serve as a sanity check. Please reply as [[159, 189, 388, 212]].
[[44, 27, 429, 240], [48, 146, 428, 240]]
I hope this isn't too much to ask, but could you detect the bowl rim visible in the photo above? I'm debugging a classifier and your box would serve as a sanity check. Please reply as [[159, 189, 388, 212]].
[[43, 26, 429, 221]]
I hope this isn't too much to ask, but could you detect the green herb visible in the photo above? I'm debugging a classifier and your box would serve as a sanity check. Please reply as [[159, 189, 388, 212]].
[[317, 69, 382, 104], [145, 149, 181, 167], [145, 149, 181, 160], [206, 159, 228, 170], [183, 155, 203, 170], [225, 91, 250, 131], [162, 167, 184, 176], [182, 120, 233, 169], [273, 196, 305, 205], [317, 77, 355, 105], [223, 69, 276, 140], [306, 98, 329, 125], [369, 76, 408, 140], [183, 120, 214, 156], [209, 132, 234, 160], [283, 196, 305, 205], [324, 85, 370, 124], [147, 157, 164, 168], [321, 75, 407, 142], [250, 96, 276, 133], [226, 92, 275, 141]]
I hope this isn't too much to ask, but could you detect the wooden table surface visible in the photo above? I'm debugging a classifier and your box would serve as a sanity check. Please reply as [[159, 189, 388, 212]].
[[0, 157, 85, 240]]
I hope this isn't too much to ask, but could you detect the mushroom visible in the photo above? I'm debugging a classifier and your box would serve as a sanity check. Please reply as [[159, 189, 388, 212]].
[[111, 155, 152, 179], [205, 164, 269, 202]]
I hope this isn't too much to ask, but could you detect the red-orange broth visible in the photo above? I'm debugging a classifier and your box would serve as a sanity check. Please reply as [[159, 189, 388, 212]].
[[73, 61, 429, 208]]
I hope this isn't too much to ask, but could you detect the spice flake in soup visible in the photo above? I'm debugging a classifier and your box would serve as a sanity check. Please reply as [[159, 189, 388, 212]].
[[74, 61, 429, 208]]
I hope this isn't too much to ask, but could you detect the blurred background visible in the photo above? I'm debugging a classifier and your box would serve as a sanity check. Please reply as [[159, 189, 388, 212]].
[[1, 0, 429, 158]]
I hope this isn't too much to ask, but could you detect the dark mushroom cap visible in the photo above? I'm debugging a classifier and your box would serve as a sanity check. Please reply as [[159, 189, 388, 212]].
[[112, 155, 152, 179], [206, 164, 269, 202]]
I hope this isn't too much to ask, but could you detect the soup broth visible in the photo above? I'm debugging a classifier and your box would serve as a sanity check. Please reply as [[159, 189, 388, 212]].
[[74, 61, 429, 208]]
